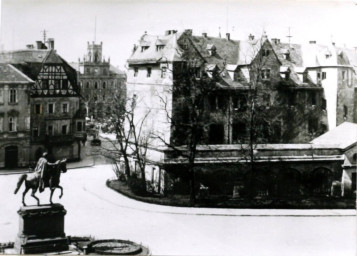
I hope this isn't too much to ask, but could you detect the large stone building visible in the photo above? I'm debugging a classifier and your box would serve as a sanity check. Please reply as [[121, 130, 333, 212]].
[[0, 64, 33, 168], [70, 41, 126, 120], [125, 29, 357, 198], [0, 38, 86, 165]]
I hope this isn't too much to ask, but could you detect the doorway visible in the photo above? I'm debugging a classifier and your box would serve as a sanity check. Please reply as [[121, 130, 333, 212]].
[[5, 146, 18, 168]]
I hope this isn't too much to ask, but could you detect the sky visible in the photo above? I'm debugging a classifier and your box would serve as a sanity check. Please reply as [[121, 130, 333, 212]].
[[1, 0, 357, 69]]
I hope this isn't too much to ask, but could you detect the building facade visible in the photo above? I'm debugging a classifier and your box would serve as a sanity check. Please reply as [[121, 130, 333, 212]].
[[125, 29, 357, 198], [71, 41, 126, 120], [0, 64, 33, 168], [0, 39, 86, 164]]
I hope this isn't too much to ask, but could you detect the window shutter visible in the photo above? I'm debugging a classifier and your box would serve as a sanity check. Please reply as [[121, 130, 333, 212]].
[[0, 90, 3, 104], [0, 117, 3, 132], [15, 90, 18, 103], [14, 117, 17, 132], [40, 104, 42, 114]]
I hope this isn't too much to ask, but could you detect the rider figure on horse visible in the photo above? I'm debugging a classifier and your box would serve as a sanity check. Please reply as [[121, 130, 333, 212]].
[[35, 152, 55, 193]]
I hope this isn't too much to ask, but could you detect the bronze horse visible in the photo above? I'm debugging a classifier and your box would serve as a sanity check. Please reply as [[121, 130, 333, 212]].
[[14, 159, 67, 206]]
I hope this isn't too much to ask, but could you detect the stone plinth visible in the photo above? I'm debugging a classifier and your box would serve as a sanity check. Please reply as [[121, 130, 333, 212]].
[[14, 204, 68, 254]]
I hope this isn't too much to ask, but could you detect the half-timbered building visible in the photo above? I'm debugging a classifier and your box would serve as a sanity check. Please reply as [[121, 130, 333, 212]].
[[0, 39, 86, 163]]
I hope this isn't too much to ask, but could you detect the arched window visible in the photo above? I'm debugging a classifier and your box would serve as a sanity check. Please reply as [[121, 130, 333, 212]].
[[102, 82, 106, 89], [310, 168, 334, 196], [94, 82, 98, 89], [86, 82, 90, 89]]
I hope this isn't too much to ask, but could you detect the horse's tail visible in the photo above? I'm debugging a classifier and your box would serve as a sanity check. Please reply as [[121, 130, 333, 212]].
[[14, 174, 27, 194]]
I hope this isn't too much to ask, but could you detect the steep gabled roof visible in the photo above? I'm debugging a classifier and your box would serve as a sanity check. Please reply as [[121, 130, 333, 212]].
[[128, 33, 183, 65], [190, 35, 239, 68], [271, 43, 303, 67], [0, 48, 80, 96], [0, 63, 34, 83]]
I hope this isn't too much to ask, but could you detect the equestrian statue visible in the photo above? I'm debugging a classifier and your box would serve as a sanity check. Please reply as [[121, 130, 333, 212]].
[[14, 153, 67, 206]]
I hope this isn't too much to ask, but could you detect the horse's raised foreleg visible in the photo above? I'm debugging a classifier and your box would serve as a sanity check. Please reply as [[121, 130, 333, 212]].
[[31, 189, 40, 206], [22, 187, 30, 206]]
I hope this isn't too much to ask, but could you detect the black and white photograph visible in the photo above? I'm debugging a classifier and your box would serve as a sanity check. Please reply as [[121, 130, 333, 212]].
[[0, 0, 356, 255]]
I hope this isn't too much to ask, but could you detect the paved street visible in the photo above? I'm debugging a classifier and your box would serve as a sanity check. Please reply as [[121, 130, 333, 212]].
[[0, 164, 355, 256]]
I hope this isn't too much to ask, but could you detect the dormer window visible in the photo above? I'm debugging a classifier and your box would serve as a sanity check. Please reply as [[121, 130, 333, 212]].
[[206, 44, 216, 56], [261, 69, 270, 80], [141, 46, 149, 52], [262, 49, 270, 57], [156, 45, 164, 51], [283, 53, 290, 60]]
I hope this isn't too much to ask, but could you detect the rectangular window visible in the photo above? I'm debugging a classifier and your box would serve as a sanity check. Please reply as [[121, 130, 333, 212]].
[[232, 122, 246, 143], [0, 90, 3, 104], [33, 127, 39, 137], [147, 67, 152, 77], [8, 117, 16, 132], [134, 67, 138, 77], [77, 122, 83, 132], [62, 125, 68, 135], [48, 125, 53, 135], [54, 80, 60, 90], [42, 79, 49, 89], [9, 89, 17, 103], [262, 49, 270, 57], [233, 95, 247, 112], [261, 69, 270, 80], [209, 124, 224, 144], [35, 104, 42, 114], [62, 80, 69, 90], [342, 71, 346, 81], [48, 103, 55, 114], [62, 103, 69, 113], [195, 68, 201, 78], [310, 92, 316, 106], [322, 98, 327, 110], [161, 67, 167, 78], [308, 118, 318, 133], [317, 72, 321, 80], [322, 72, 326, 80]]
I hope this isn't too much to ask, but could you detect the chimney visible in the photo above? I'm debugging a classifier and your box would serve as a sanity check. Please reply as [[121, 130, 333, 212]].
[[202, 32, 207, 38], [36, 41, 42, 49], [226, 33, 230, 41], [47, 38, 54, 49], [165, 30, 177, 35], [248, 34, 255, 40], [271, 38, 280, 45], [309, 40, 316, 44]]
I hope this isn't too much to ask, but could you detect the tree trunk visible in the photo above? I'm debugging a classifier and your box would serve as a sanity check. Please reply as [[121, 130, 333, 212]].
[[189, 165, 196, 206]]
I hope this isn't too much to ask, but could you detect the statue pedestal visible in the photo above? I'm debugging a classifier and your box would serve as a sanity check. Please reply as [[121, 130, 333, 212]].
[[14, 204, 68, 254]]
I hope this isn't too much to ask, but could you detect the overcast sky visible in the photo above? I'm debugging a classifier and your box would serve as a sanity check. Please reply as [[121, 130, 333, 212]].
[[1, 0, 356, 69]]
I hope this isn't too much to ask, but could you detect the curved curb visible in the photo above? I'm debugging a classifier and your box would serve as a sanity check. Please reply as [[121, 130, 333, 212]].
[[98, 181, 357, 217]]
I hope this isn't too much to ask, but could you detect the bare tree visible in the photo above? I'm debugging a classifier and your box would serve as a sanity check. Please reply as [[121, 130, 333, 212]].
[[100, 89, 153, 191], [153, 33, 222, 205]]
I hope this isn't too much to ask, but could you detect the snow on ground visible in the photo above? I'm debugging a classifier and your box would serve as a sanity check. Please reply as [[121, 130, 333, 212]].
[[1, 165, 356, 256]]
